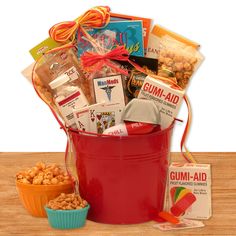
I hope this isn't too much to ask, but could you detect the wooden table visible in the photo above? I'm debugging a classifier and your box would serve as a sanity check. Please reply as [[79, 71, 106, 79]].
[[0, 152, 236, 236]]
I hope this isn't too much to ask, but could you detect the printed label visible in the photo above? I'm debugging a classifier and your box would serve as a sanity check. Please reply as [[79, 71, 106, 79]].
[[56, 89, 88, 127], [64, 66, 79, 82]]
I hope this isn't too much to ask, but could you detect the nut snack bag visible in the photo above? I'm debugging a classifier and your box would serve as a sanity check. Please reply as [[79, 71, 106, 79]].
[[147, 27, 204, 90], [157, 36, 204, 89]]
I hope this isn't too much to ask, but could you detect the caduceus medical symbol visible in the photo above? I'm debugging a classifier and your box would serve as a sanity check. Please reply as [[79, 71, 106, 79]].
[[101, 85, 115, 101]]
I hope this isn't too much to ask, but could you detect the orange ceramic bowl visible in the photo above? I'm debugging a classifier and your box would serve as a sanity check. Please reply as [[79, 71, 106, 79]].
[[16, 181, 74, 217]]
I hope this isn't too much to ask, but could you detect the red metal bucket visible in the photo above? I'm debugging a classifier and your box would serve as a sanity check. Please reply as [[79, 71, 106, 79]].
[[70, 125, 173, 224]]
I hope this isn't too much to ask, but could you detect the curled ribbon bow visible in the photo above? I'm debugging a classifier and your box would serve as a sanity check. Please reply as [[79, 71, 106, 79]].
[[49, 6, 110, 45], [81, 46, 130, 76]]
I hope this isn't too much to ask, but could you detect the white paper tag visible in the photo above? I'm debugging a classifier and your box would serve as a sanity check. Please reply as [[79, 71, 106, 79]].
[[64, 66, 80, 82], [56, 89, 89, 127]]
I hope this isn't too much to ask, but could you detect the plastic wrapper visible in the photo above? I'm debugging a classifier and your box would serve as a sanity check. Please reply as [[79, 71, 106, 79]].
[[35, 48, 92, 104], [79, 32, 129, 105], [148, 35, 204, 90], [118, 55, 158, 101]]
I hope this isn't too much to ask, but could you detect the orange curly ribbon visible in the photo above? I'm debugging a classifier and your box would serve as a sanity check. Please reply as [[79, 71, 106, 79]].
[[48, 6, 110, 52]]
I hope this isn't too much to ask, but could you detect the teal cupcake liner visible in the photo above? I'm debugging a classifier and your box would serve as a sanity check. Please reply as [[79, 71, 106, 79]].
[[45, 205, 90, 229]]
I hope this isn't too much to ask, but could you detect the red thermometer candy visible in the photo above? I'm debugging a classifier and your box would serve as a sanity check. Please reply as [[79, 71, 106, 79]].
[[103, 122, 156, 136]]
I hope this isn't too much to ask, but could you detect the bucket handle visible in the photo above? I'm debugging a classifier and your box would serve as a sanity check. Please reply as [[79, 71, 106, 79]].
[[180, 96, 196, 163]]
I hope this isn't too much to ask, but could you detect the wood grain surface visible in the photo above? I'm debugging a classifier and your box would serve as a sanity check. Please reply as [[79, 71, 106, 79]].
[[0, 152, 236, 236]]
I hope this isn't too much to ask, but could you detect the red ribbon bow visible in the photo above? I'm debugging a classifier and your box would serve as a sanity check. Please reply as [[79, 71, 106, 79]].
[[81, 46, 130, 76]]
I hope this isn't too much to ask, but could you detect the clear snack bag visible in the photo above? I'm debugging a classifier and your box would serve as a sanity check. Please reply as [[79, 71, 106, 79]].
[[157, 36, 204, 89], [79, 31, 129, 105], [35, 47, 92, 103]]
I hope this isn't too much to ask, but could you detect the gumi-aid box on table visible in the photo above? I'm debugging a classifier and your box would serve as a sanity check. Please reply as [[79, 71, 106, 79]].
[[168, 162, 212, 219], [138, 76, 184, 128]]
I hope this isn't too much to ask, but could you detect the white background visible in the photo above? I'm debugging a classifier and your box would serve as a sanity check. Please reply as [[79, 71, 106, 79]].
[[0, 0, 235, 152]]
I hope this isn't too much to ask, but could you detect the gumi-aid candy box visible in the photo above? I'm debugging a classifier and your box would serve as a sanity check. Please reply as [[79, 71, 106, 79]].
[[168, 162, 212, 219], [138, 76, 184, 128]]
